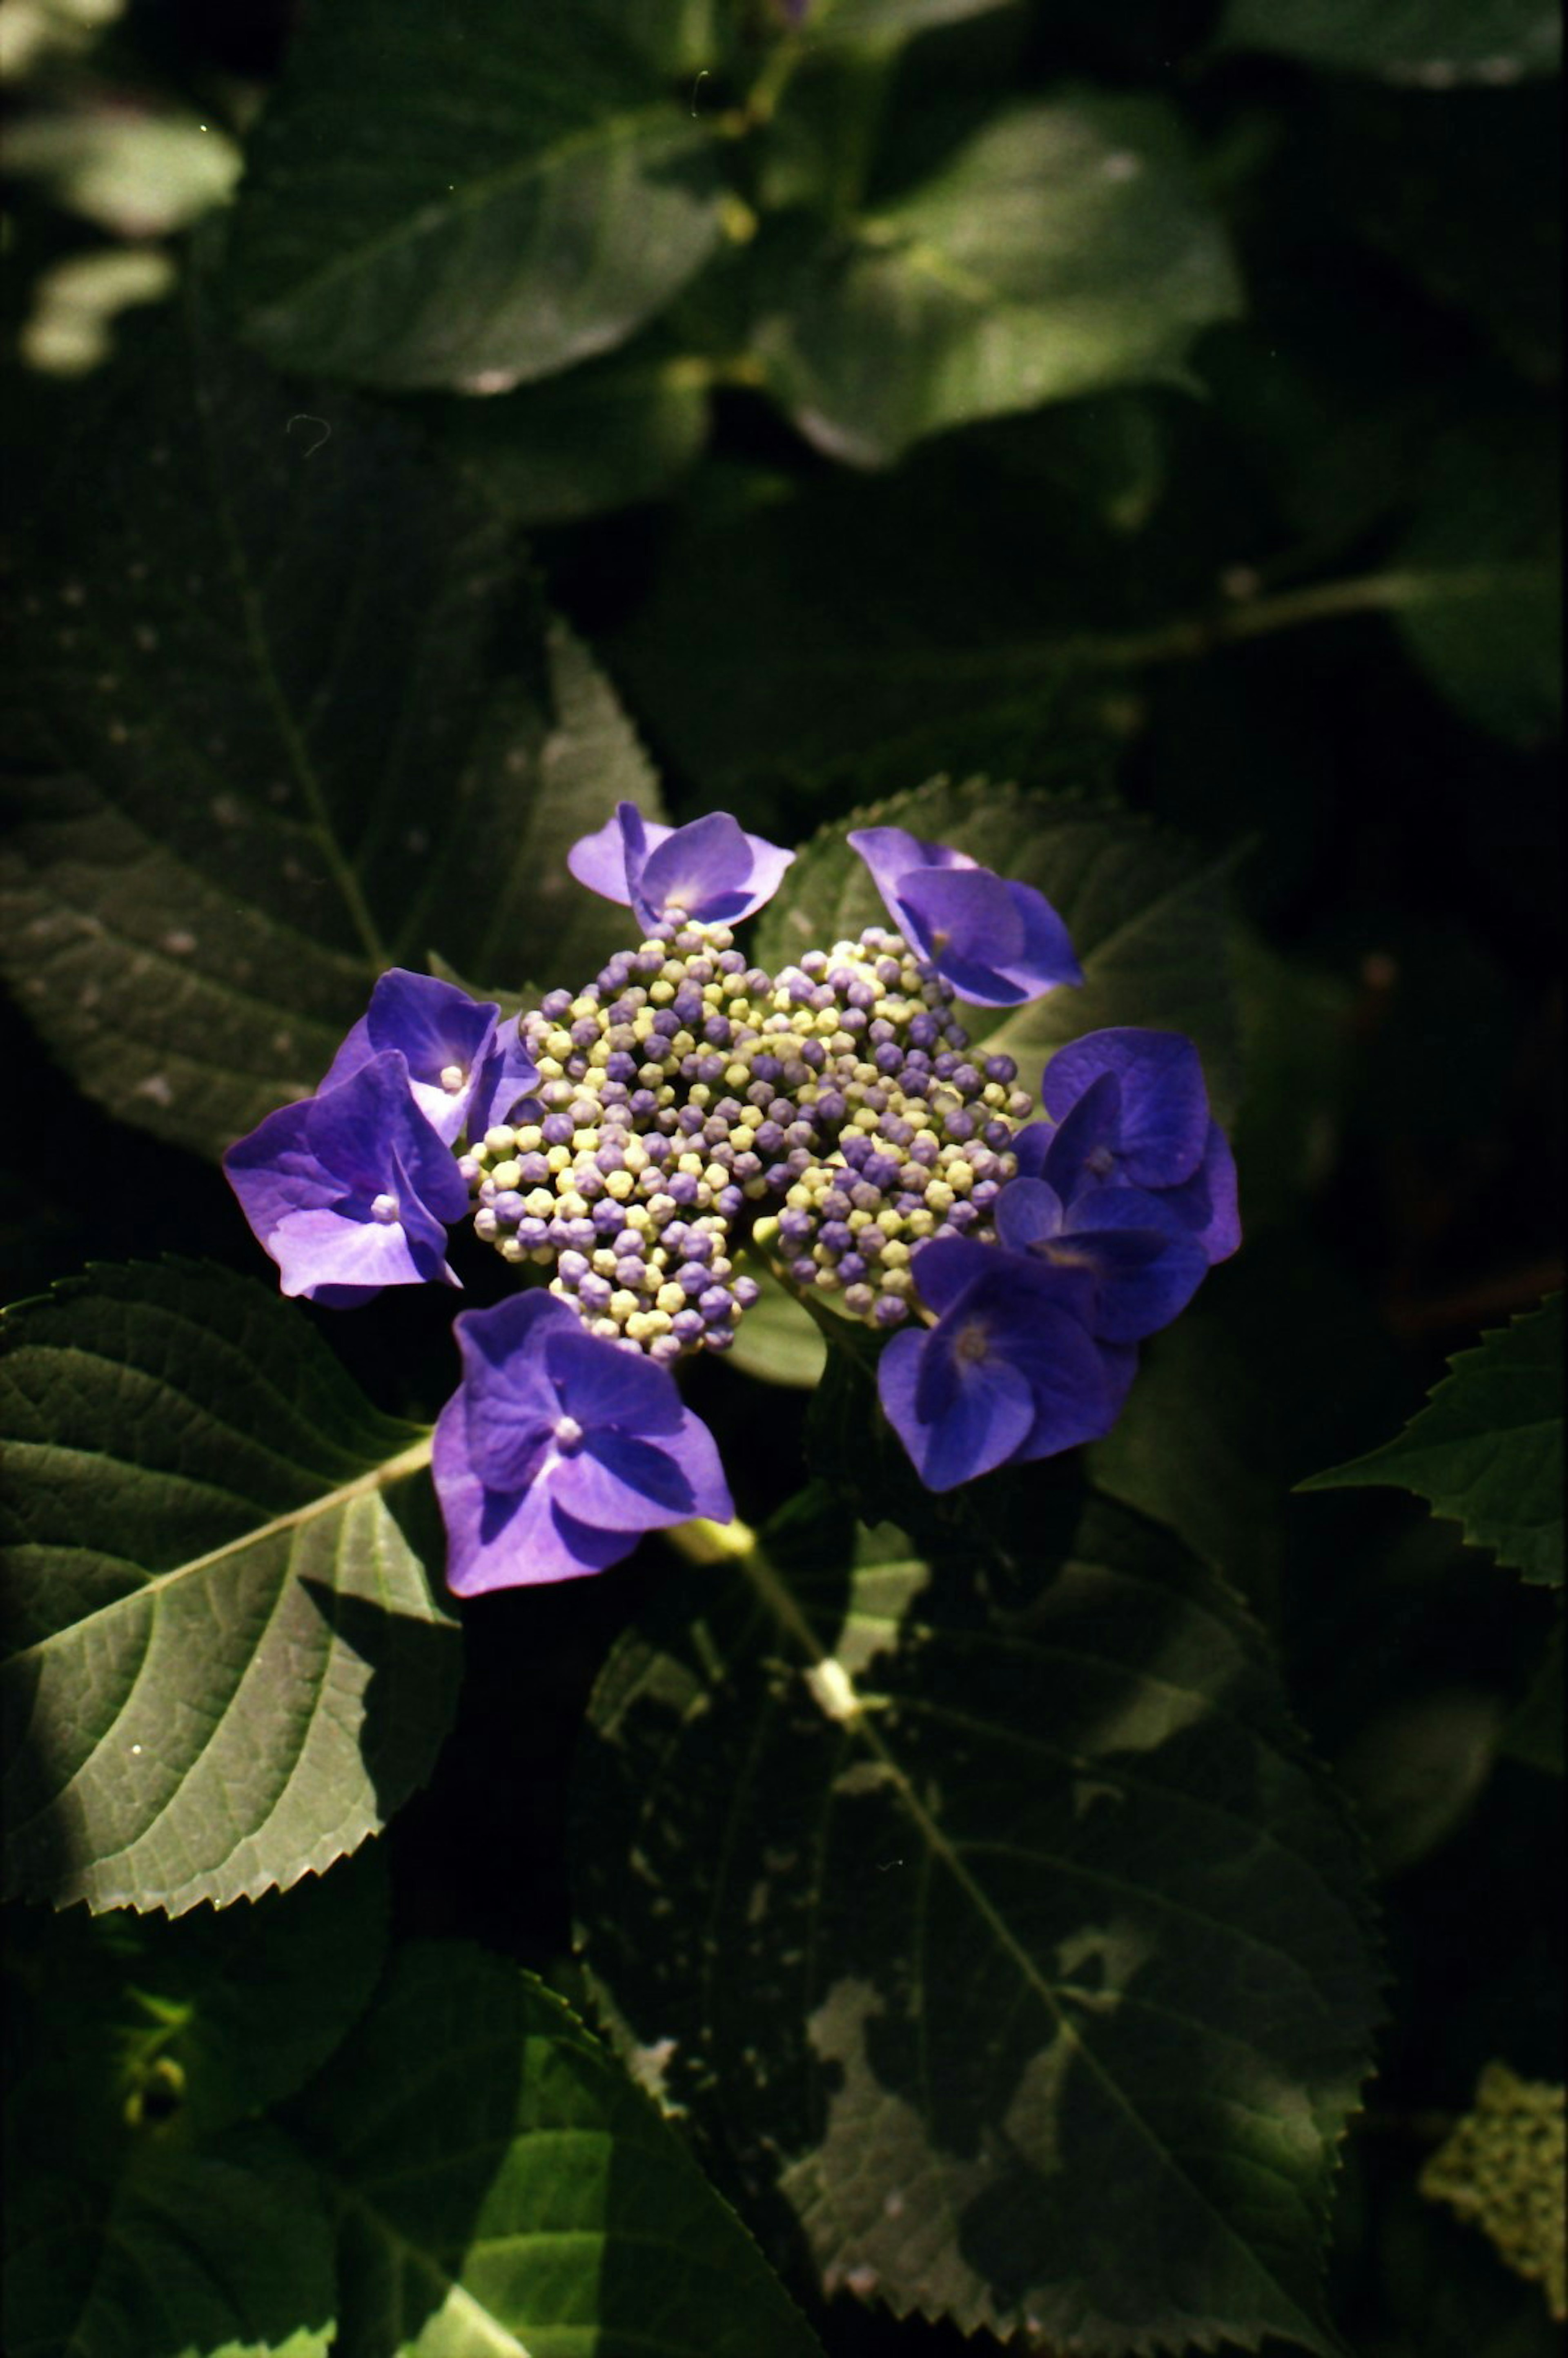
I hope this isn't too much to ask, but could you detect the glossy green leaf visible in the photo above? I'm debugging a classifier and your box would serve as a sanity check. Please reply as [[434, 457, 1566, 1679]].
[[225, 0, 726, 389], [289, 1940, 824, 2358], [1, 1261, 458, 1915], [751, 94, 1239, 464], [1300, 1295, 1564, 1584], [3, 2126, 335, 2358], [0, 303, 664, 1161], [811, 0, 1018, 43], [573, 1488, 1378, 2351], [1219, 0, 1561, 82], [756, 775, 1241, 1117]]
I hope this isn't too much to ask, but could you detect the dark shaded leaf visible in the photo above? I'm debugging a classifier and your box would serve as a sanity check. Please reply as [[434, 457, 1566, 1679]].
[[574, 1488, 1379, 2351]]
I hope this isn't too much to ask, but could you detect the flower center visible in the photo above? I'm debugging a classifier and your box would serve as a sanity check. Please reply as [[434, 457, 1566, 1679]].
[[370, 1192, 400, 1224], [552, 1412, 586, 1453], [953, 1320, 990, 1365], [1086, 1145, 1116, 1177], [440, 1063, 466, 1093]]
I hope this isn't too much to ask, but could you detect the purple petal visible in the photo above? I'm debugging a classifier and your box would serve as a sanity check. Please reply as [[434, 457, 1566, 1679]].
[[1063, 1188, 1209, 1342], [1161, 1121, 1242, 1264], [878, 1327, 1036, 1492], [638, 811, 795, 930], [992, 1176, 1066, 1254], [558, 1430, 700, 1531], [454, 1293, 577, 1492], [1014, 1338, 1139, 1464], [469, 1015, 541, 1138], [544, 1324, 685, 1436], [907, 1234, 1002, 1317], [265, 1206, 432, 1298], [849, 826, 974, 929], [224, 1052, 464, 1301], [1039, 1072, 1124, 1203], [895, 867, 1026, 1001], [1007, 880, 1085, 994], [435, 1395, 633, 1595], [989, 1299, 1128, 1458], [1043, 1030, 1209, 1189], [369, 970, 501, 1145], [566, 805, 675, 907], [318, 1014, 372, 1094]]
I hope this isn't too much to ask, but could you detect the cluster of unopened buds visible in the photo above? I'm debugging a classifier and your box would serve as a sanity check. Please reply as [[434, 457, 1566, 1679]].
[[227, 805, 1238, 1592]]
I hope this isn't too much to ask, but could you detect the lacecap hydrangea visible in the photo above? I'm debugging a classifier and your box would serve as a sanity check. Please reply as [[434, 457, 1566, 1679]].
[[225, 804, 1239, 1590]]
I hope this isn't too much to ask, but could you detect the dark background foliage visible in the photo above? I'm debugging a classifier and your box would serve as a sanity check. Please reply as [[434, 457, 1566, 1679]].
[[2, 2, 1561, 2354]]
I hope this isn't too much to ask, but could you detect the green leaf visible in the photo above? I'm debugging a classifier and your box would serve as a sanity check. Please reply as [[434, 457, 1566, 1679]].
[[751, 94, 1239, 464], [1219, 0, 1561, 82], [4, 2126, 336, 2358], [573, 1488, 1379, 2353], [756, 776, 1241, 1118], [288, 1940, 824, 2358], [728, 1258, 829, 1389], [1298, 1295, 1564, 1585], [1, 1261, 459, 1915], [0, 300, 664, 1161], [1393, 415, 1561, 748], [435, 341, 710, 526], [224, 0, 726, 390]]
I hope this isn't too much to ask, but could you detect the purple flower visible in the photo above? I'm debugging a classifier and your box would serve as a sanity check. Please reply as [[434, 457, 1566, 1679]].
[[434, 1293, 734, 1593], [1017, 1029, 1241, 1265], [878, 1238, 1134, 1491], [991, 1175, 1209, 1343], [567, 802, 795, 934], [848, 826, 1082, 1007], [224, 1052, 470, 1305], [320, 969, 538, 1147]]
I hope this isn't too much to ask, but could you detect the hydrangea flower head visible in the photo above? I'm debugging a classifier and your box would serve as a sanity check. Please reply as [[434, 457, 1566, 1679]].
[[848, 825, 1083, 1007], [433, 1293, 733, 1593], [877, 1236, 1133, 1491], [223, 1051, 470, 1305], [319, 968, 539, 1146], [568, 802, 795, 933]]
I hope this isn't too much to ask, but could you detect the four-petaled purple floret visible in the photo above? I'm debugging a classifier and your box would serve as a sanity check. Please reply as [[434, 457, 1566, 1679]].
[[433, 1293, 733, 1593], [848, 825, 1084, 1007], [223, 1050, 470, 1305], [568, 801, 795, 934]]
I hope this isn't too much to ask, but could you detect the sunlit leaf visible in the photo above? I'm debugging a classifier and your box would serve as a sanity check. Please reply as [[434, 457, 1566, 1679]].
[[574, 1487, 1379, 2352], [224, 0, 726, 390], [290, 1940, 824, 2358], [1, 1262, 457, 1914], [1300, 1295, 1564, 1585], [751, 94, 1239, 464], [0, 298, 663, 1161]]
